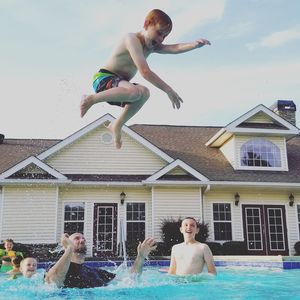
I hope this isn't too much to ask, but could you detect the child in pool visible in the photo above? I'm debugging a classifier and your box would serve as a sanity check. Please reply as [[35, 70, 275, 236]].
[[0, 239, 23, 272], [80, 9, 210, 149], [19, 257, 38, 278], [168, 217, 216, 275], [6, 255, 23, 276]]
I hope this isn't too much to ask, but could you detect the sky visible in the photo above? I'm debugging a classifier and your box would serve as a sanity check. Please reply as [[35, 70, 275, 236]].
[[1, 0, 300, 139]]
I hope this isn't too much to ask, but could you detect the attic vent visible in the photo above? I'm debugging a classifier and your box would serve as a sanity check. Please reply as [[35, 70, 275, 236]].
[[101, 132, 113, 144]]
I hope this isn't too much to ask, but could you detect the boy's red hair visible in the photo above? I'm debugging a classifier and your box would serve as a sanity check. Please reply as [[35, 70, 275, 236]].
[[144, 9, 172, 31]]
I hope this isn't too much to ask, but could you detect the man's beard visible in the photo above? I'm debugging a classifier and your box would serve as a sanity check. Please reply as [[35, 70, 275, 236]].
[[75, 245, 87, 255]]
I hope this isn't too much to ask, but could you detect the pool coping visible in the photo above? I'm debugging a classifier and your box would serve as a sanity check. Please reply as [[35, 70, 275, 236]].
[[38, 256, 300, 270]]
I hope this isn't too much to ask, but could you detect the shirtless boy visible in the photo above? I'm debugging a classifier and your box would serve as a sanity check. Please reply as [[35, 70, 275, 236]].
[[80, 9, 210, 149], [168, 217, 216, 275]]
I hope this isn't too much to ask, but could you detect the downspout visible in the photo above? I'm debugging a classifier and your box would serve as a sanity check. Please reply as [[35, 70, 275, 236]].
[[202, 184, 211, 222]]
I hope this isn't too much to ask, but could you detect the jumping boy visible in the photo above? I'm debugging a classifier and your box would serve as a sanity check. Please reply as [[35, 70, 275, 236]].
[[80, 9, 210, 149], [168, 217, 216, 275]]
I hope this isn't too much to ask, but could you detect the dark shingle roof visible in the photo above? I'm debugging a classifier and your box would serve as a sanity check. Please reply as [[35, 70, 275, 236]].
[[130, 124, 300, 183], [1, 125, 300, 184], [0, 139, 60, 174]]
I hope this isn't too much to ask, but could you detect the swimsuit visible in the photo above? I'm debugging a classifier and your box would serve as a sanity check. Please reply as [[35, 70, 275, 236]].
[[47, 262, 116, 288], [93, 69, 129, 107]]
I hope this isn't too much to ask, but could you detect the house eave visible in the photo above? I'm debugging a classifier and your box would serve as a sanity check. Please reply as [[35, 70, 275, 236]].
[[70, 181, 143, 187], [142, 180, 209, 187], [208, 181, 300, 189], [0, 179, 72, 185]]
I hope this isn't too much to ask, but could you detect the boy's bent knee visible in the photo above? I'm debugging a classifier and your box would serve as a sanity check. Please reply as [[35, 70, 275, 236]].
[[128, 86, 150, 101], [138, 86, 150, 101]]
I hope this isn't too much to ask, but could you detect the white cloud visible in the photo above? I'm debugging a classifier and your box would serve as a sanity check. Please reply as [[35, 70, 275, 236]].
[[247, 28, 300, 50], [167, 1, 226, 41]]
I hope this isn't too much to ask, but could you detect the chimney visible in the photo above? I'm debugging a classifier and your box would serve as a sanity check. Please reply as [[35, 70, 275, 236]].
[[270, 100, 296, 126], [0, 134, 4, 144]]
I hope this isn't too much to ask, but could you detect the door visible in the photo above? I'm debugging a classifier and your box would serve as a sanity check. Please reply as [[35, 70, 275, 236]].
[[93, 203, 118, 257], [242, 205, 289, 255]]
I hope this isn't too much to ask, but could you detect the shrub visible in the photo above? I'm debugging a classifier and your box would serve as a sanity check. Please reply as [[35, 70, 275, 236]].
[[206, 242, 223, 255], [160, 217, 209, 255], [294, 241, 300, 255], [222, 241, 247, 255]]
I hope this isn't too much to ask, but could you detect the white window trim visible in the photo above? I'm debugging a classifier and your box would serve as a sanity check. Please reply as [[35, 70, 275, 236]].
[[125, 202, 146, 241], [212, 202, 233, 242], [237, 137, 288, 171], [62, 201, 85, 234]]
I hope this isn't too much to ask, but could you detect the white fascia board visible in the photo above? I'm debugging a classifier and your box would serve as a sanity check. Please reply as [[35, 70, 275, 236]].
[[0, 156, 67, 180], [70, 181, 143, 186], [205, 128, 226, 146], [226, 127, 298, 135], [0, 179, 71, 185], [144, 159, 209, 182], [142, 180, 209, 186], [208, 181, 300, 188]]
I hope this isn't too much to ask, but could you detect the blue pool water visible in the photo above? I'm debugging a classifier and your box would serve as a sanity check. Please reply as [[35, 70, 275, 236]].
[[1, 266, 300, 300]]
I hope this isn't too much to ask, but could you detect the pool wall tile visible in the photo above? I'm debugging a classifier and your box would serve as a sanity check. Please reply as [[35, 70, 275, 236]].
[[37, 257, 300, 270]]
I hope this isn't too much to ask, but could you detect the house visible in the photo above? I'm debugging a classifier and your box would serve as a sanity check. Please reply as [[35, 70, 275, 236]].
[[0, 100, 299, 256]]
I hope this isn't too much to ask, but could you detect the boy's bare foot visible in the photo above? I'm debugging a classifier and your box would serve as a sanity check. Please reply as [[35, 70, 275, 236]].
[[80, 95, 93, 118], [107, 122, 122, 149]]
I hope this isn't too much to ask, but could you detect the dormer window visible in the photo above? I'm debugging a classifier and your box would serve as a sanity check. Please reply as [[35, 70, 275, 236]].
[[240, 138, 281, 168]]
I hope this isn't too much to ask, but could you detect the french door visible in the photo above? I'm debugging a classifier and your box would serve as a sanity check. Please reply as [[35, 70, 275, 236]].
[[93, 203, 117, 257], [242, 205, 289, 255]]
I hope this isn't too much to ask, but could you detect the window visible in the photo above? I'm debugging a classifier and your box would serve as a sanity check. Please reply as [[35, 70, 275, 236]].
[[64, 202, 85, 235], [240, 138, 281, 168], [298, 205, 300, 238], [213, 203, 232, 240], [126, 203, 145, 243]]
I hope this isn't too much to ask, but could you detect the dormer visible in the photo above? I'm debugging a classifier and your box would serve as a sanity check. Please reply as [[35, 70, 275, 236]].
[[206, 101, 299, 171]]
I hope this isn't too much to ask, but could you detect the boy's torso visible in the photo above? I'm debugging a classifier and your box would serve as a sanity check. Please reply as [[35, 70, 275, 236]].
[[173, 242, 205, 275], [103, 32, 152, 81]]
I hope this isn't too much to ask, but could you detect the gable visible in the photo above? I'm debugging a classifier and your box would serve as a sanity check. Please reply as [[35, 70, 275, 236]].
[[144, 159, 209, 185], [0, 156, 68, 182], [44, 125, 168, 175], [207, 104, 300, 147], [237, 111, 288, 130], [7, 163, 57, 179]]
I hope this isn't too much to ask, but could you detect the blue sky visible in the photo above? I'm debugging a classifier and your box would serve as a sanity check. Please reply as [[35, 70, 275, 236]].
[[1, 0, 300, 139]]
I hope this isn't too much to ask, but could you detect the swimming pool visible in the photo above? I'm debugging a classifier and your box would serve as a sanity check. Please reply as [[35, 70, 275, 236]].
[[1, 265, 300, 300]]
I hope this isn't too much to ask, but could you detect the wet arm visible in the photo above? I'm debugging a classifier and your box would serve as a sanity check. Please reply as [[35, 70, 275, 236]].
[[126, 34, 174, 94], [167, 249, 177, 275], [130, 238, 157, 275], [203, 245, 217, 275], [156, 39, 211, 54], [44, 235, 74, 287]]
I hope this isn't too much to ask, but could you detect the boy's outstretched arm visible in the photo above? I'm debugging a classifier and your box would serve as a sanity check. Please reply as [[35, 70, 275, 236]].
[[155, 38, 211, 54], [125, 34, 183, 109], [130, 238, 157, 275], [44, 234, 74, 287]]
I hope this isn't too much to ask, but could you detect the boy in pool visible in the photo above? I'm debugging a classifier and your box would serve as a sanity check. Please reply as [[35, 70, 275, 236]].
[[168, 217, 216, 275], [45, 233, 157, 288], [80, 9, 210, 149], [20, 257, 38, 278]]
